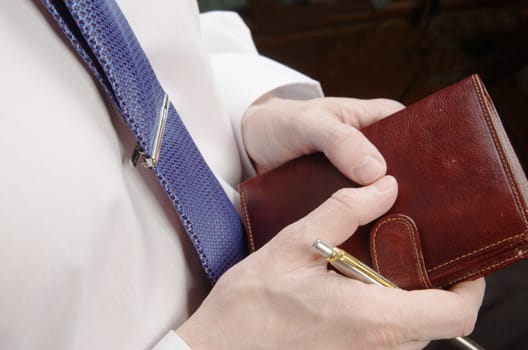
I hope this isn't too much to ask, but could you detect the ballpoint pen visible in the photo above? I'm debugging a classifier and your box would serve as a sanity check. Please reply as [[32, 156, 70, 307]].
[[313, 240, 485, 350]]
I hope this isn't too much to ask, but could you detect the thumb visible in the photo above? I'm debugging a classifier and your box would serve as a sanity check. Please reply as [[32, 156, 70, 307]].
[[283, 175, 398, 250]]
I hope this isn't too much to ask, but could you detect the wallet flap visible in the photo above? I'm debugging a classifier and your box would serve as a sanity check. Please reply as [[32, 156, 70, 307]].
[[371, 214, 433, 290]]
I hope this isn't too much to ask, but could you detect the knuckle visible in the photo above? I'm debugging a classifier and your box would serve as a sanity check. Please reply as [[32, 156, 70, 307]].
[[282, 220, 305, 239], [324, 124, 360, 154], [337, 100, 362, 121], [278, 220, 311, 247], [330, 188, 359, 212]]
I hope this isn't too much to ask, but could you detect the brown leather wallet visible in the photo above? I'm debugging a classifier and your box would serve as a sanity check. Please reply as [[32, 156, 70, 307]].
[[239, 74, 528, 290]]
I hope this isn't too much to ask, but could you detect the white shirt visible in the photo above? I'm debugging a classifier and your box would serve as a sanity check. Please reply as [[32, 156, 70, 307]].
[[0, 1, 322, 349]]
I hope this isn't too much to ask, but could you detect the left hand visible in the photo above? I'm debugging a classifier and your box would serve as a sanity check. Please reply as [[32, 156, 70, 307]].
[[242, 95, 404, 184]]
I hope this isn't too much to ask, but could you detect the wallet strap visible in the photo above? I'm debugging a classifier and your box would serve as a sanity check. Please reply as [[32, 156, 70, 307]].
[[371, 214, 433, 289]]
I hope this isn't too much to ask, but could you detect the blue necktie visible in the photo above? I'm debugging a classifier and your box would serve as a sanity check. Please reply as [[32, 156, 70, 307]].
[[42, 0, 247, 284]]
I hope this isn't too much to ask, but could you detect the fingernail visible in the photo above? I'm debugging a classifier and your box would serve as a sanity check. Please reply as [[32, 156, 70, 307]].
[[372, 176, 394, 192], [353, 156, 384, 184]]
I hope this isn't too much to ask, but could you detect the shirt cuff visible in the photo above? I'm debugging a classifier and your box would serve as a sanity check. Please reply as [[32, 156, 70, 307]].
[[210, 53, 324, 178], [152, 330, 191, 350]]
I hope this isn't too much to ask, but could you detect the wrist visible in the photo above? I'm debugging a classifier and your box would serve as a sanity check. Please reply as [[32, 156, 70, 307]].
[[175, 311, 232, 350]]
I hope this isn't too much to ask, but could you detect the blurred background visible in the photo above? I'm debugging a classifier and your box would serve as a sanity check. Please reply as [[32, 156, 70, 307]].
[[201, 0, 528, 171], [200, 1, 528, 349]]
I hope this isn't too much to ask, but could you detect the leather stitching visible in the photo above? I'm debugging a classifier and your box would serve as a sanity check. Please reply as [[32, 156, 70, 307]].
[[446, 253, 523, 286], [427, 76, 528, 273], [372, 216, 431, 288], [427, 233, 525, 272], [240, 189, 256, 252]]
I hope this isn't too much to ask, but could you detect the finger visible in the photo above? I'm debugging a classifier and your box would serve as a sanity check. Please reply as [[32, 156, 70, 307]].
[[400, 278, 486, 341], [287, 175, 397, 247], [323, 97, 405, 129], [316, 118, 387, 185], [300, 99, 404, 185], [449, 278, 486, 310]]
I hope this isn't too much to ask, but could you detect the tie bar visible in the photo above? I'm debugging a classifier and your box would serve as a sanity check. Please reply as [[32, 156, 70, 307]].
[[130, 94, 170, 168]]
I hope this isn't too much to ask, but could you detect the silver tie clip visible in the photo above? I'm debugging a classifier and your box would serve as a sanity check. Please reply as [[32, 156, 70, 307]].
[[130, 94, 170, 168]]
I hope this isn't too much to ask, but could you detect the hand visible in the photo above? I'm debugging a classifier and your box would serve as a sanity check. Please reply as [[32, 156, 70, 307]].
[[242, 95, 404, 184], [177, 177, 485, 350]]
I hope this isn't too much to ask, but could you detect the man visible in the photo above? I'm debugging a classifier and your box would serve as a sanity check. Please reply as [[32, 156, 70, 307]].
[[0, 1, 484, 349]]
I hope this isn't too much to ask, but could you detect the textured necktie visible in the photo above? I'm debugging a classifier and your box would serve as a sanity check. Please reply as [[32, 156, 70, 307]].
[[42, 0, 247, 283]]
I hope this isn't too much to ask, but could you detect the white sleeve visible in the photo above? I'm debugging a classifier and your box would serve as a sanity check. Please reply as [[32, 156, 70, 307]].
[[199, 11, 324, 177], [151, 331, 191, 350]]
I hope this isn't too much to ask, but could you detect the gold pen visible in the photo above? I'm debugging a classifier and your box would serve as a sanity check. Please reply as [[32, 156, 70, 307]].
[[313, 240, 485, 350]]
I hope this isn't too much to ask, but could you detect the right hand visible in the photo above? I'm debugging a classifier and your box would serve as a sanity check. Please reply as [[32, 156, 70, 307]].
[[177, 176, 485, 350]]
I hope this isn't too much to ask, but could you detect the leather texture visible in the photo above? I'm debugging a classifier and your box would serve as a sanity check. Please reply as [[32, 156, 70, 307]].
[[43, 0, 246, 284], [239, 74, 528, 289], [371, 214, 433, 289]]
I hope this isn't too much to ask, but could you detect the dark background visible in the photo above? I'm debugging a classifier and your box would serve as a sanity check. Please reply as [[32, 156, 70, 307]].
[[202, 1, 528, 349], [240, 0, 528, 172]]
